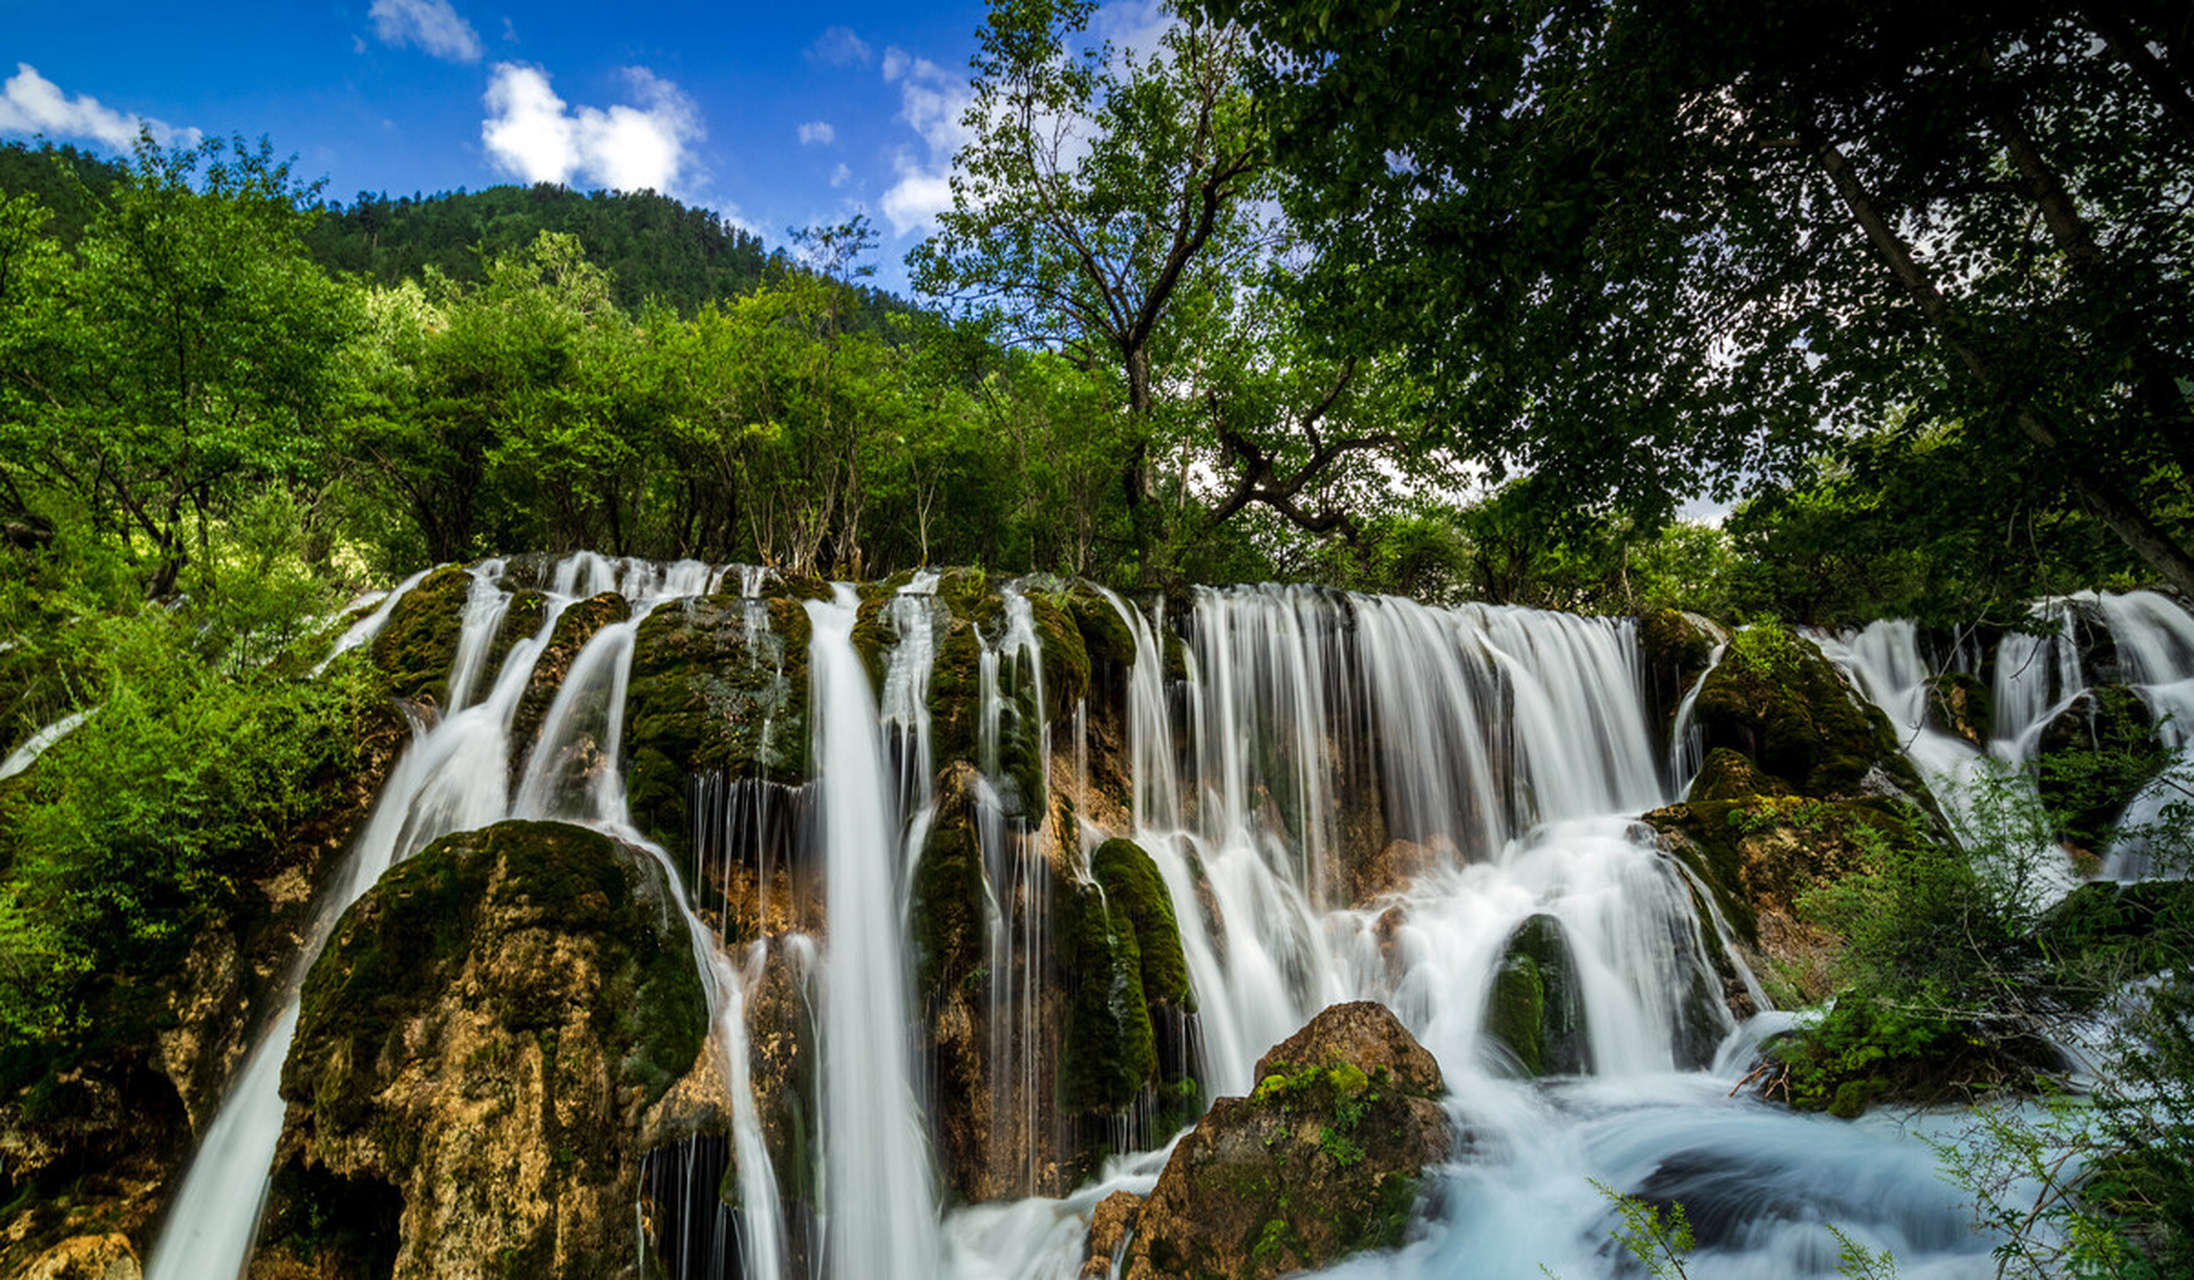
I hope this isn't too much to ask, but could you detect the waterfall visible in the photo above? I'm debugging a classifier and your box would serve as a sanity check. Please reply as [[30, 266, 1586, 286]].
[[808, 586, 942, 1280], [0, 707, 95, 782], [1822, 590, 2194, 886], [146, 562, 2121, 1280]]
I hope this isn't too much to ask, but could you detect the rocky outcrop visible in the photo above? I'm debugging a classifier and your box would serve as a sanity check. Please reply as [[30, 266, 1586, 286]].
[[1647, 796, 1922, 1007], [623, 594, 813, 859], [508, 590, 631, 770], [254, 820, 707, 1279], [1693, 624, 1929, 807], [1486, 914, 1590, 1076], [367, 563, 472, 703], [1117, 1001, 1447, 1280], [1058, 840, 1198, 1123], [1924, 672, 1993, 748]]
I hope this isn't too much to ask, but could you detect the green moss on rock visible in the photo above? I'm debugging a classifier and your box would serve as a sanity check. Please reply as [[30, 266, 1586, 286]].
[[275, 819, 708, 1276], [1693, 624, 1930, 806], [623, 596, 812, 859], [482, 590, 548, 684], [1685, 747, 1793, 804], [1056, 877, 1157, 1115], [1485, 914, 1589, 1077], [1061, 585, 1137, 671], [369, 564, 472, 702], [1089, 839, 1192, 1012], [509, 592, 631, 762], [1123, 1002, 1447, 1280]]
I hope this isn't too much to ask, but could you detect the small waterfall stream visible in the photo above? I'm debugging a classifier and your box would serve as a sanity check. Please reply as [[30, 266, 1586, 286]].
[[142, 563, 2194, 1280]]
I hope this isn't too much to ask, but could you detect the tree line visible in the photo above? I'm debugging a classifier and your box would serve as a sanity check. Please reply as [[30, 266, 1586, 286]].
[[3, 0, 2188, 627]]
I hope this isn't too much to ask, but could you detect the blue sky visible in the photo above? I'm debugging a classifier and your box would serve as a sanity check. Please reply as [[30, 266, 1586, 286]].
[[1, 0, 1153, 294]]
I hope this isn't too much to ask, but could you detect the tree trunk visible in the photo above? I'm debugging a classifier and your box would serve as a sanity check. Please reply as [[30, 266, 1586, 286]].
[[1814, 132, 2194, 598]]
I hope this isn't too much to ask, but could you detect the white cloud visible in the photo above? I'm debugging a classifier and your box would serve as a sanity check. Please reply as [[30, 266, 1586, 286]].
[[481, 63, 704, 196], [370, 0, 483, 63], [830, 162, 853, 188], [0, 64, 199, 151], [809, 26, 872, 68], [877, 48, 973, 236], [797, 120, 836, 146], [1091, 0, 1174, 63]]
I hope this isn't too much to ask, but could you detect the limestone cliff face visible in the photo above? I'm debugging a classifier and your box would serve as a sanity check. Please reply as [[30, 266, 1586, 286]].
[[252, 820, 707, 1280], [1117, 1001, 1449, 1280]]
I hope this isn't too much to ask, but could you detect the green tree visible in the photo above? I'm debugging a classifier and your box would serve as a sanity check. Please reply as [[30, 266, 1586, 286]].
[[909, 0, 1266, 559], [0, 135, 357, 596], [1201, 0, 2194, 595]]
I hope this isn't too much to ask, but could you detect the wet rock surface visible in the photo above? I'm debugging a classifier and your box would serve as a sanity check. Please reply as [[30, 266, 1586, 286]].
[[1119, 1001, 1449, 1280], [255, 820, 707, 1280]]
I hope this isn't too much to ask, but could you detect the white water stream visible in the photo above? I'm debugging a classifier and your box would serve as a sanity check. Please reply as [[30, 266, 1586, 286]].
[[149, 568, 2194, 1280]]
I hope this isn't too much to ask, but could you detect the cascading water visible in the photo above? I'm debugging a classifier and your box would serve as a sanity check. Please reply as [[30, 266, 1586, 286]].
[[146, 562, 2115, 1280], [1820, 590, 2194, 887], [807, 586, 943, 1280], [146, 557, 742, 1280]]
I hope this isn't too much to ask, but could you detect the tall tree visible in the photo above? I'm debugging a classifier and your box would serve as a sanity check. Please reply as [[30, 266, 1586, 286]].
[[1203, 0, 2194, 596], [909, 0, 1265, 544], [0, 135, 356, 596]]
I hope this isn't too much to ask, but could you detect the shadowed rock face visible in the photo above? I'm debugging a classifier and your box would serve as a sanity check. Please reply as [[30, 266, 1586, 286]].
[[253, 820, 707, 1280], [1117, 1001, 1449, 1280]]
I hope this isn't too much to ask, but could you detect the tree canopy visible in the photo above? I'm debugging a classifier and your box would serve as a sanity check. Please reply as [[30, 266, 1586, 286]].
[[1199, 0, 2194, 592]]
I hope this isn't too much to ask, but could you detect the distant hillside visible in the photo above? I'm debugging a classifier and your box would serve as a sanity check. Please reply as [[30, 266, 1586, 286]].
[[0, 141, 912, 325]]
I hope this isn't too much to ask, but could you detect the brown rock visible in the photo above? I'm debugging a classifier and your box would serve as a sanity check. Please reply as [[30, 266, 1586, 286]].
[[18, 1233, 139, 1280], [1082, 1190, 1144, 1278], [1123, 1002, 1448, 1280], [255, 821, 709, 1280], [1252, 1000, 1444, 1095]]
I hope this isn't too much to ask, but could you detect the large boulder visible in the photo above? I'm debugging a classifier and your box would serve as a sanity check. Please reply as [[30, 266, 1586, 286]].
[[254, 820, 708, 1279], [1119, 1002, 1448, 1280]]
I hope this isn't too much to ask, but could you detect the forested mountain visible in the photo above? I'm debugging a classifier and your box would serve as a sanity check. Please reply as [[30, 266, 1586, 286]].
[[0, 140, 908, 324]]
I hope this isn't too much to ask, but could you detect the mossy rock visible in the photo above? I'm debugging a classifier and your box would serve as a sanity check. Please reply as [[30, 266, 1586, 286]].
[[1692, 624, 1930, 807], [509, 591, 631, 765], [1685, 747, 1793, 805], [2036, 685, 2162, 854], [1060, 584, 1138, 672], [1923, 671, 1994, 748], [1639, 609, 1717, 676], [1056, 876, 1158, 1115], [278, 820, 707, 1275], [1123, 1002, 1447, 1280], [1089, 839, 1193, 1013], [288, 820, 706, 1128], [480, 589, 548, 685], [1644, 796, 1920, 953], [624, 595, 813, 861], [1485, 914, 1589, 1077], [770, 573, 836, 604], [368, 564, 472, 703], [909, 786, 989, 1001], [1025, 590, 1091, 721]]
